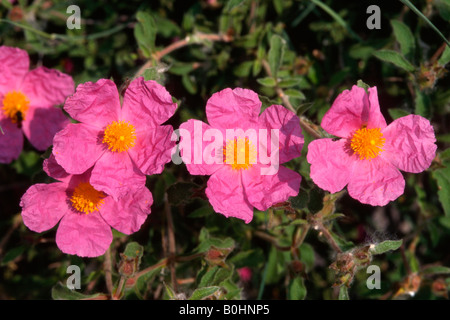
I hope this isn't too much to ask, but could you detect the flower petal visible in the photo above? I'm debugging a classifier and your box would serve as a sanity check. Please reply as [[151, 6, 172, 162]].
[[243, 165, 301, 211], [258, 104, 303, 164], [128, 125, 175, 175], [347, 157, 405, 206], [22, 106, 70, 151], [381, 114, 437, 173], [205, 167, 254, 223], [321, 85, 387, 138], [307, 138, 355, 194], [100, 187, 152, 234], [206, 88, 260, 130], [43, 154, 71, 183], [90, 150, 146, 200], [0, 118, 23, 164], [53, 123, 106, 174], [56, 211, 112, 257], [178, 119, 223, 176], [0, 46, 29, 93], [121, 77, 177, 128], [20, 182, 70, 233], [63, 79, 121, 129], [20, 67, 74, 108]]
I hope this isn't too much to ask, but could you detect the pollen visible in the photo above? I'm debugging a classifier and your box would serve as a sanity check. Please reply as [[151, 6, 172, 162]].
[[223, 137, 257, 170], [70, 182, 106, 214], [350, 127, 385, 160], [2, 91, 30, 124], [103, 120, 136, 152]]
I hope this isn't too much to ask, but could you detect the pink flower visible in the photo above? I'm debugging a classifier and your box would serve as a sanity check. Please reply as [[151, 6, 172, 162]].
[[20, 155, 152, 257], [238, 267, 252, 283], [0, 46, 74, 163], [52, 77, 177, 200], [178, 88, 303, 223], [307, 85, 437, 206]]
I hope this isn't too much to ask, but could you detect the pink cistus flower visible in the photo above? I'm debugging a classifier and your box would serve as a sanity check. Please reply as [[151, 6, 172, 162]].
[[20, 155, 152, 257], [0, 46, 74, 163], [52, 77, 177, 200], [307, 85, 437, 206], [178, 88, 303, 223]]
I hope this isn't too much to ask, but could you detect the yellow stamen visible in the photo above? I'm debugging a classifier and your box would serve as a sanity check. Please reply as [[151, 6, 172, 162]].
[[350, 127, 385, 160], [70, 182, 106, 214], [2, 91, 30, 124], [103, 120, 136, 152], [223, 137, 257, 170]]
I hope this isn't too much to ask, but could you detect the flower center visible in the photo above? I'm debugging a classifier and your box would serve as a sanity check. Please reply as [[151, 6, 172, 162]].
[[103, 120, 136, 152], [223, 137, 257, 170], [2, 91, 30, 124], [350, 127, 385, 160], [70, 182, 106, 214]]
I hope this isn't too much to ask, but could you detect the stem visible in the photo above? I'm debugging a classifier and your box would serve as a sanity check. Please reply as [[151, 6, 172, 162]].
[[103, 246, 114, 296], [0, 214, 22, 258], [164, 193, 177, 292], [315, 222, 342, 253], [134, 33, 233, 79], [112, 276, 126, 300], [254, 230, 291, 251], [261, 60, 322, 139]]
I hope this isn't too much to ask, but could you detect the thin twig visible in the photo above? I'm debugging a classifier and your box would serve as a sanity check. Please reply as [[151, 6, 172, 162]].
[[103, 246, 114, 296], [134, 33, 233, 79], [315, 222, 342, 253], [0, 214, 22, 258], [164, 193, 177, 292]]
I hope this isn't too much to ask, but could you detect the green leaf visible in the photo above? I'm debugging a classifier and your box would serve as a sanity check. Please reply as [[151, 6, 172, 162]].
[[189, 286, 220, 300], [390, 20, 416, 59], [299, 243, 315, 271], [288, 277, 307, 300], [432, 162, 450, 216], [356, 79, 370, 92], [284, 89, 306, 100], [1, 246, 25, 266], [182, 74, 197, 94], [421, 266, 450, 275], [438, 45, 450, 66], [11, 150, 42, 176], [415, 89, 431, 118], [373, 50, 415, 72], [134, 11, 156, 58], [435, 0, 450, 21], [234, 61, 254, 77], [268, 34, 286, 77], [388, 108, 411, 120], [51, 283, 102, 300], [370, 240, 403, 255], [338, 286, 350, 300], [164, 282, 176, 299], [224, 0, 247, 12], [123, 242, 144, 260], [257, 77, 277, 87], [278, 78, 300, 88]]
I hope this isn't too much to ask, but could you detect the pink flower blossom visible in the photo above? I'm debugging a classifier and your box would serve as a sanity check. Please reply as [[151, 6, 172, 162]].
[[238, 267, 252, 283], [0, 46, 74, 163], [52, 77, 177, 200], [307, 85, 437, 206], [20, 155, 152, 257], [178, 88, 303, 223]]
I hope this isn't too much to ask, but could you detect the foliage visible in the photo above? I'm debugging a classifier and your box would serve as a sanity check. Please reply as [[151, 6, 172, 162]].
[[0, 0, 449, 300]]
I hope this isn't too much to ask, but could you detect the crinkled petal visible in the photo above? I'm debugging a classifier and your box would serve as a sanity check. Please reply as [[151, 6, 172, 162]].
[[178, 119, 223, 176], [205, 167, 254, 223], [20, 182, 70, 233], [347, 157, 405, 206], [0, 46, 29, 93], [381, 114, 437, 173], [53, 123, 105, 174], [321, 85, 387, 138], [0, 118, 23, 164], [22, 106, 69, 151], [307, 138, 355, 193], [258, 104, 304, 164], [56, 211, 112, 257], [206, 88, 260, 130], [43, 154, 71, 183], [128, 125, 175, 175], [121, 77, 177, 128], [243, 165, 301, 211], [100, 187, 152, 234], [90, 150, 146, 200], [20, 67, 74, 108], [63, 79, 121, 129]]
